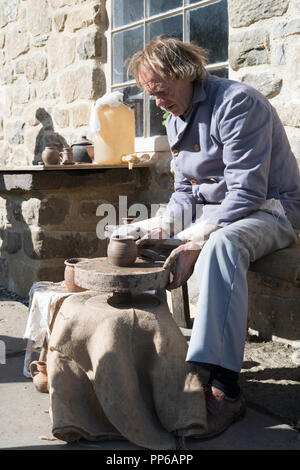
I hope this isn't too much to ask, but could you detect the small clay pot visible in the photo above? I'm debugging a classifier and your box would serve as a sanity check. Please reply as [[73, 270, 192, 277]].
[[86, 145, 94, 163], [60, 147, 74, 165], [42, 147, 60, 165], [107, 236, 138, 267], [71, 137, 93, 163], [64, 258, 88, 292], [30, 360, 49, 393]]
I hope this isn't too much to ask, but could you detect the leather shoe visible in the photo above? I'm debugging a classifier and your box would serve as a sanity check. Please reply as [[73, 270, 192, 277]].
[[197, 386, 247, 440]]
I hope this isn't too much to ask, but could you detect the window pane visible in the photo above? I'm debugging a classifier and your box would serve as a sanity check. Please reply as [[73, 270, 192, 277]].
[[188, 0, 228, 64], [147, 0, 182, 17], [113, 0, 144, 28], [112, 26, 144, 84], [149, 14, 183, 41], [115, 85, 144, 138], [150, 98, 167, 136]]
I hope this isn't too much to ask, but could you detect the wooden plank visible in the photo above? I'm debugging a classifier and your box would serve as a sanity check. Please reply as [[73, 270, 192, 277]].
[[171, 283, 192, 329], [0, 162, 154, 171]]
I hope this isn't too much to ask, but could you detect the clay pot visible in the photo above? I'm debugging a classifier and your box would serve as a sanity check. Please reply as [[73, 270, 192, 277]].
[[30, 360, 49, 393], [71, 136, 93, 163], [59, 147, 74, 165], [42, 147, 60, 165], [64, 258, 88, 292], [107, 236, 138, 267], [86, 145, 94, 163]]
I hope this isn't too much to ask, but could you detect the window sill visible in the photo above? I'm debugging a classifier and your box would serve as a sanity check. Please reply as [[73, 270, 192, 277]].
[[134, 136, 170, 153]]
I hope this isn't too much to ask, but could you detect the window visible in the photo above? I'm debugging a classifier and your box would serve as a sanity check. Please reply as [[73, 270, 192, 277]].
[[111, 0, 228, 138]]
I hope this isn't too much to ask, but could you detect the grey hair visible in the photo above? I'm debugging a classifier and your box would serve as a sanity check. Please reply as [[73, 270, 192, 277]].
[[127, 37, 208, 87]]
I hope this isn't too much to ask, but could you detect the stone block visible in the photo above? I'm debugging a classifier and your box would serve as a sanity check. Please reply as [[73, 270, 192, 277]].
[[24, 53, 48, 82], [23, 228, 100, 260], [229, 29, 270, 71], [0, 142, 9, 166], [0, 257, 8, 288], [59, 64, 105, 103], [0, 0, 20, 28], [27, 0, 51, 37], [71, 103, 92, 127], [23, 106, 40, 127], [241, 72, 282, 98], [275, 102, 300, 128], [247, 271, 300, 341], [65, 7, 96, 32], [273, 43, 286, 65], [0, 198, 8, 228], [273, 19, 300, 39], [8, 121, 25, 145], [228, 0, 289, 28], [49, 0, 73, 8], [32, 34, 50, 48], [39, 196, 70, 226], [5, 24, 29, 60], [0, 66, 14, 85], [53, 11, 67, 31], [0, 168, 138, 192], [36, 263, 65, 284], [13, 77, 30, 104], [77, 29, 103, 60], [21, 198, 39, 225], [53, 109, 70, 128], [47, 35, 76, 73], [79, 199, 103, 220], [39, 78, 60, 101], [2, 230, 22, 254]]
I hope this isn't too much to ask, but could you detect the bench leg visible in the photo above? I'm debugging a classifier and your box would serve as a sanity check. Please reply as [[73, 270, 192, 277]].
[[170, 283, 192, 329]]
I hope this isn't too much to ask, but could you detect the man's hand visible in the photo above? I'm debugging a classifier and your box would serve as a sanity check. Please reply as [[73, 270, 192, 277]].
[[136, 227, 166, 249], [163, 241, 201, 290]]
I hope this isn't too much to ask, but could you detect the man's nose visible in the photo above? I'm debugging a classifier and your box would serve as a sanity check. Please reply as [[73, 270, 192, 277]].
[[155, 97, 165, 107]]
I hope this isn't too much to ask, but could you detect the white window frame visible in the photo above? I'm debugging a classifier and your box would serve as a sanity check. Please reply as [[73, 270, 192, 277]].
[[107, 0, 228, 152]]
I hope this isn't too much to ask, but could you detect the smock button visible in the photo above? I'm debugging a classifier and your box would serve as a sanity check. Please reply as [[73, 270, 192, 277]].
[[194, 144, 200, 151], [190, 178, 198, 185], [173, 149, 179, 156]]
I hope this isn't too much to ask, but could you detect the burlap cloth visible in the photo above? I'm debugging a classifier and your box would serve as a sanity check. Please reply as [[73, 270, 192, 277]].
[[47, 291, 207, 450]]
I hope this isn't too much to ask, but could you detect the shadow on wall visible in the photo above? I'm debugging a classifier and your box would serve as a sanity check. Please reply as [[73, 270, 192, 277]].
[[32, 108, 69, 165]]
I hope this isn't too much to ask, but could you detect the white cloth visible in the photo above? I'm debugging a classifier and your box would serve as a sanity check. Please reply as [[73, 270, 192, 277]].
[[23, 281, 73, 377], [23, 281, 72, 345]]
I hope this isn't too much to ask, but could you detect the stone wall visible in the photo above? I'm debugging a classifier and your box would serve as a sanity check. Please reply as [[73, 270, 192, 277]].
[[0, 165, 172, 297], [228, 0, 300, 165], [0, 0, 107, 166]]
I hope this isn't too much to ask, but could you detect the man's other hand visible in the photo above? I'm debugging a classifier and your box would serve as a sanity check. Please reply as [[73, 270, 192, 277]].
[[163, 241, 201, 290]]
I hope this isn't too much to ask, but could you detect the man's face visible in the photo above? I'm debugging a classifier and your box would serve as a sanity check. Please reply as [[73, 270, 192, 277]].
[[138, 66, 193, 117]]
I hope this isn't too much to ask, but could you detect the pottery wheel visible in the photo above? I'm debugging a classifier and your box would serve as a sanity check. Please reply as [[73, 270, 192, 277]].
[[74, 257, 170, 293]]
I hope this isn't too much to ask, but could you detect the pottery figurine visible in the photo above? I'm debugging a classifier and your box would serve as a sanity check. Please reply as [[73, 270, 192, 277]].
[[41, 147, 60, 165], [30, 360, 49, 393], [107, 236, 138, 267], [64, 258, 88, 292]]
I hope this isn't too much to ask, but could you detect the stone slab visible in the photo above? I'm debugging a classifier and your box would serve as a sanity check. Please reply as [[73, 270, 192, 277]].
[[74, 257, 170, 292]]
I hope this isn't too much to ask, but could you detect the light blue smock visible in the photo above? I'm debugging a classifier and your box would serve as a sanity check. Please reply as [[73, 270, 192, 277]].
[[164, 72, 300, 230], [163, 73, 300, 372]]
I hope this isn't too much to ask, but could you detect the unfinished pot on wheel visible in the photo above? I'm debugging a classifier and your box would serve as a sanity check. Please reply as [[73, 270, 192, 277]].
[[107, 237, 138, 267]]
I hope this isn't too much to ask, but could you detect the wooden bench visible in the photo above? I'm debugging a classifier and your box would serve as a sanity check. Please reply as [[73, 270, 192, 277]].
[[142, 237, 300, 336]]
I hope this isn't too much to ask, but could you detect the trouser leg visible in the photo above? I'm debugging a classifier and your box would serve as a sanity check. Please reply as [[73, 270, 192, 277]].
[[186, 210, 297, 384]]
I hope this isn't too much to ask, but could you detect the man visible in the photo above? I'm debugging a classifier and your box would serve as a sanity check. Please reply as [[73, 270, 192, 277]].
[[126, 38, 300, 438]]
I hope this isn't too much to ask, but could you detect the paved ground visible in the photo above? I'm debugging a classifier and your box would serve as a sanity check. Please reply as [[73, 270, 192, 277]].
[[0, 293, 299, 451]]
